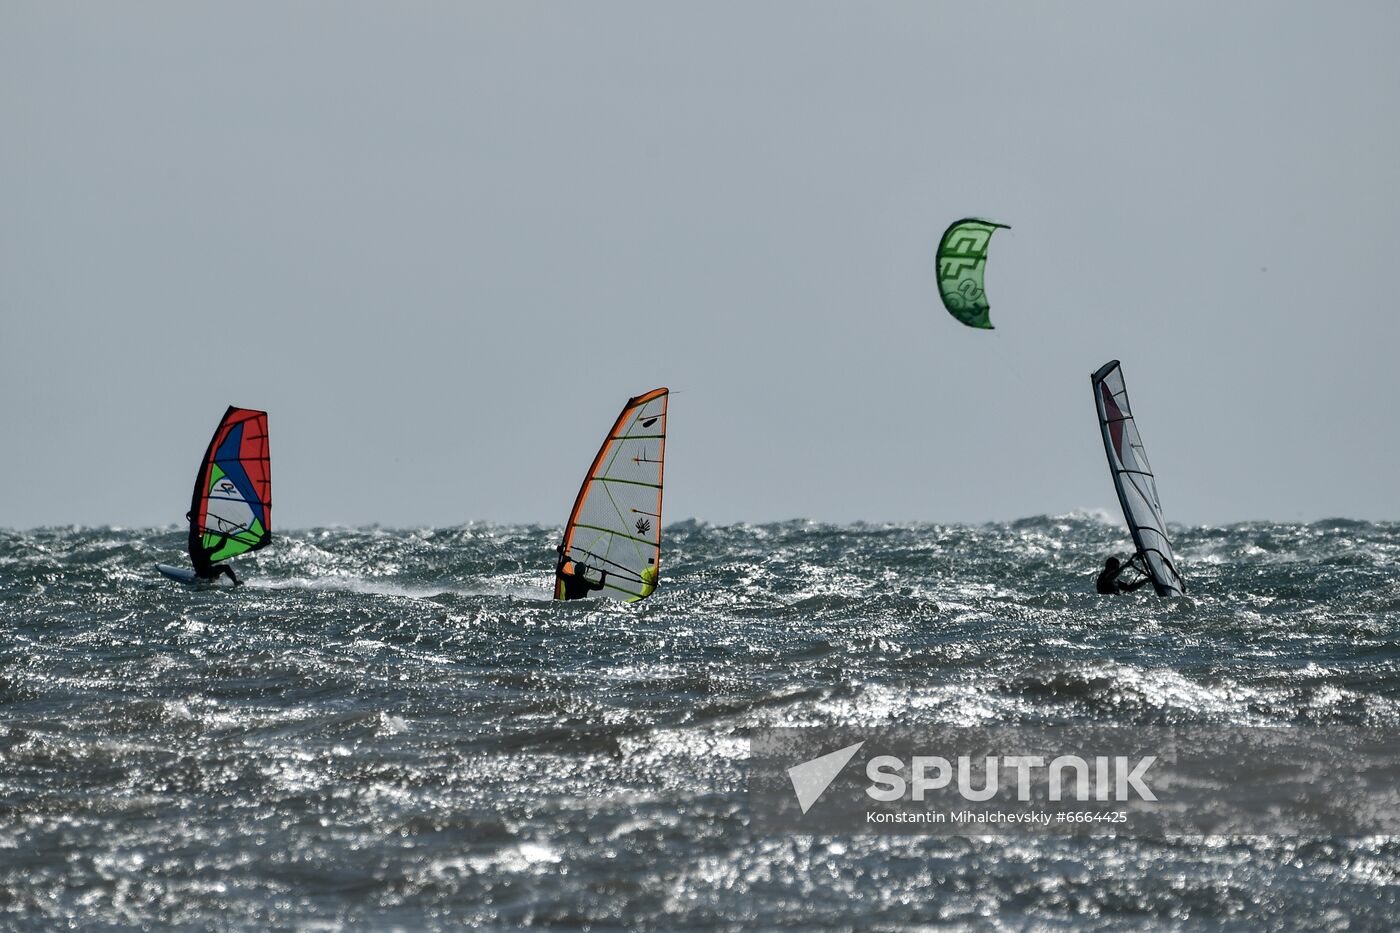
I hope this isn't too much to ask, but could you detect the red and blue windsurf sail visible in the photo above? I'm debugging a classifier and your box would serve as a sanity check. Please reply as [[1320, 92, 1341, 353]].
[[188, 406, 271, 568]]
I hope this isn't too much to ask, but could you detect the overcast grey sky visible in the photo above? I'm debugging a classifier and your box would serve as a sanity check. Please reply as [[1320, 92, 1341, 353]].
[[3, 2, 1397, 529]]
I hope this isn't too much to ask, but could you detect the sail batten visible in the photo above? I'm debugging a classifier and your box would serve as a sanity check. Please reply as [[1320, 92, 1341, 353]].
[[1091, 362, 1184, 597], [555, 388, 668, 602]]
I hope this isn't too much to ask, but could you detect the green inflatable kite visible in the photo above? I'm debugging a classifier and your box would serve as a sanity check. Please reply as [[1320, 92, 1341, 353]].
[[936, 218, 1009, 329]]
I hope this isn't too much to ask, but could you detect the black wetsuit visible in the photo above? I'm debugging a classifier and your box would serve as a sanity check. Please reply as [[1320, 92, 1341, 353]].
[[556, 551, 605, 600], [191, 543, 240, 586], [559, 572, 602, 600], [193, 562, 239, 586], [186, 510, 241, 586], [1096, 560, 1149, 594]]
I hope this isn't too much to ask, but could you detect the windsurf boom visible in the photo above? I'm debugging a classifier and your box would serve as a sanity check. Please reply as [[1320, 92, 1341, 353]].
[[554, 388, 667, 603], [188, 406, 272, 571], [1091, 362, 1184, 596]]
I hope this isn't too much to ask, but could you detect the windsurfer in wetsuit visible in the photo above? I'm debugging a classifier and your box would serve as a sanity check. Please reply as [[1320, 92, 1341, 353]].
[[196, 561, 240, 586], [1096, 556, 1149, 594], [556, 547, 605, 600], [192, 547, 241, 586], [187, 511, 242, 586]]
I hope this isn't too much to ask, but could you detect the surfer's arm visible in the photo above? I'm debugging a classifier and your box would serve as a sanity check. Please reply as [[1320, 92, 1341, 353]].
[[1120, 576, 1150, 592]]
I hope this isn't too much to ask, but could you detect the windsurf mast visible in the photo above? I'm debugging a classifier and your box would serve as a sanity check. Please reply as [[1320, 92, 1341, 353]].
[[1091, 362, 1184, 596], [554, 388, 667, 603], [188, 406, 272, 570]]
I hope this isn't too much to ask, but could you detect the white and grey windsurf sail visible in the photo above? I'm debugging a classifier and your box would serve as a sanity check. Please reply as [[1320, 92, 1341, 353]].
[[1091, 360, 1185, 596], [554, 388, 668, 603]]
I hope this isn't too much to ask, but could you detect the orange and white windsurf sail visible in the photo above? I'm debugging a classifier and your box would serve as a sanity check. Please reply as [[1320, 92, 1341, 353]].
[[554, 388, 667, 602]]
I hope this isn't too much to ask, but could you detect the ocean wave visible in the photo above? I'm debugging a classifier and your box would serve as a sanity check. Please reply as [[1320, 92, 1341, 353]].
[[3, 521, 1399, 926]]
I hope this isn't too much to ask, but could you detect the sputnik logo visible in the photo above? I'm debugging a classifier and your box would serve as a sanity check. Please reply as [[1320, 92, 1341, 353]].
[[787, 741, 864, 814]]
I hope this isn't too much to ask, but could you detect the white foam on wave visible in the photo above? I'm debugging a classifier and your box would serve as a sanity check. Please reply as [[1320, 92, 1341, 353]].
[[811, 681, 1015, 727], [378, 712, 410, 735], [622, 728, 748, 767], [426, 841, 564, 878], [244, 575, 542, 601], [1050, 508, 1119, 526]]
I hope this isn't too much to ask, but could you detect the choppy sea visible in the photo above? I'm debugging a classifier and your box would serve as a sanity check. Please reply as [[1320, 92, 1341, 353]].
[[3, 516, 1399, 929]]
